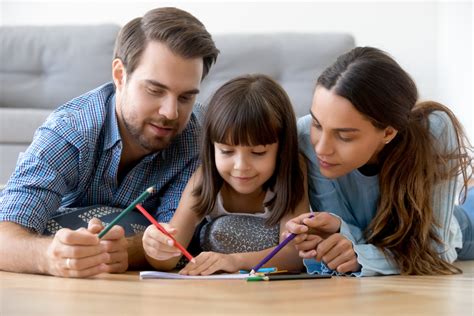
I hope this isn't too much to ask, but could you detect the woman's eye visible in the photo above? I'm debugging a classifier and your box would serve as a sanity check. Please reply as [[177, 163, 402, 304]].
[[338, 135, 353, 142], [312, 121, 322, 130]]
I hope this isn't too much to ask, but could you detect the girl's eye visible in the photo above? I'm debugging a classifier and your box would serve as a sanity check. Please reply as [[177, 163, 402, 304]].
[[219, 149, 233, 155], [252, 151, 266, 156]]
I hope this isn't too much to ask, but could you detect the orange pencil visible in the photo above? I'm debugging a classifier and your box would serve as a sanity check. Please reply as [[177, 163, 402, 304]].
[[136, 204, 196, 263]]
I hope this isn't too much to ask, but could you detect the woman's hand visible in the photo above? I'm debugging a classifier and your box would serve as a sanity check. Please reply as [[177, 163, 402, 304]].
[[179, 252, 240, 276], [306, 233, 361, 274], [285, 212, 341, 241], [286, 212, 359, 273], [142, 224, 181, 261]]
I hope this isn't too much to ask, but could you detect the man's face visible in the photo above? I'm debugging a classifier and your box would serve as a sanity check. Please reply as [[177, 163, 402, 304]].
[[114, 41, 203, 155]]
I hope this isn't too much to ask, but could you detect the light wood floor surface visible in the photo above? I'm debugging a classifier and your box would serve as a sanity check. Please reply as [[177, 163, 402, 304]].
[[1, 261, 473, 315]]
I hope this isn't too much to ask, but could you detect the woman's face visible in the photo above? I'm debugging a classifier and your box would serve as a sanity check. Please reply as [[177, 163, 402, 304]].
[[310, 86, 394, 179]]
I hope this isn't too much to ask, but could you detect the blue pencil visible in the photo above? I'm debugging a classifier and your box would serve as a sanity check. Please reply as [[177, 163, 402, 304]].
[[250, 213, 315, 274]]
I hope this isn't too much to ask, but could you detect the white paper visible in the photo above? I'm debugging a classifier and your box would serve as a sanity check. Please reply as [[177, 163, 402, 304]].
[[140, 271, 250, 280]]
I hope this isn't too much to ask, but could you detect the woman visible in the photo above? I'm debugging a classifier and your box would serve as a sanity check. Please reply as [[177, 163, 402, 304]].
[[287, 47, 473, 276]]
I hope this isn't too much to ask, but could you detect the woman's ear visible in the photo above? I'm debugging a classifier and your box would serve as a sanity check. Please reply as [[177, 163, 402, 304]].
[[383, 126, 398, 144], [112, 58, 126, 91]]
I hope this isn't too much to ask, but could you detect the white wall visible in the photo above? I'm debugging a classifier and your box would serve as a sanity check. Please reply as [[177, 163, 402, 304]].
[[1, 0, 473, 140]]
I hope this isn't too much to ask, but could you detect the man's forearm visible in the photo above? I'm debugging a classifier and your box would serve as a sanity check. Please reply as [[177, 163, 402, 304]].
[[0, 221, 51, 274]]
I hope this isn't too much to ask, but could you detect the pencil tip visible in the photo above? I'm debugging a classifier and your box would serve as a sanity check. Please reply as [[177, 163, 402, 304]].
[[146, 186, 155, 193], [249, 269, 255, 275]]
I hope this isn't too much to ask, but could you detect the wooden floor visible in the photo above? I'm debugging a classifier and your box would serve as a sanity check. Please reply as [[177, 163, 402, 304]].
[[1, 261, 473, 316]]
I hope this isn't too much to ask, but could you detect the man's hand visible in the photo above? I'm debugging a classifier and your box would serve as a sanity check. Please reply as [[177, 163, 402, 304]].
[[178, 252, 239, 276], [45, 227, 108, 278], [88, 218, 128, 273]]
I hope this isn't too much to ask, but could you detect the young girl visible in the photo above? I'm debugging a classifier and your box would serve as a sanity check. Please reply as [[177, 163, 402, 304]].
[[286, 47, 473, 276], [143, 74, 308, 275]]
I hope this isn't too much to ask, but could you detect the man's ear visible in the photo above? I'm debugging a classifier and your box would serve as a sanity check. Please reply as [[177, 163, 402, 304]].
[[112, 58, 127, 91], [383, 126, 398, 144]]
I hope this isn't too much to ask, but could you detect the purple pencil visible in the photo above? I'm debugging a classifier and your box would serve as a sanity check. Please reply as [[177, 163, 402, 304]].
[[250, 213, 315, 274]]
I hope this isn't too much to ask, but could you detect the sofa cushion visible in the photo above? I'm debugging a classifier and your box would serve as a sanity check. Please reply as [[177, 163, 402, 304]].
[[0, 24, 120, 110], [197, 33, 355, 118], [0, 108, 52, 143]]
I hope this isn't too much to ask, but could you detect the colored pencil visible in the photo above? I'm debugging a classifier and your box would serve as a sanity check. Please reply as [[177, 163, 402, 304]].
[[135, 204, 196, 263], [239, 267, 277, 274], [98, 186, 154, 238], [250, 213, 315, 274], [247, 273, 331, 281]]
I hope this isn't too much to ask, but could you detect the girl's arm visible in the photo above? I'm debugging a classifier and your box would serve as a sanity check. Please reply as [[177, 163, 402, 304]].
[[143, 168, 203, 271]]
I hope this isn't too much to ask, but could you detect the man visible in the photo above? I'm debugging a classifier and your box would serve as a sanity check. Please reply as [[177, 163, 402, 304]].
[[0, 7, 219, 278]]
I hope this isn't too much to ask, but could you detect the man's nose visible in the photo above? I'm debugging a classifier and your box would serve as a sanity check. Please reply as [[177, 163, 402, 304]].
[[158, 96, 179, 120]]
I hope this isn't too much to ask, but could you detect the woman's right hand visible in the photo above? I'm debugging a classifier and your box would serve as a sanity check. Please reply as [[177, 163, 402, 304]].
[[142, 224, 182, 261], [285, 212, 341, 253]]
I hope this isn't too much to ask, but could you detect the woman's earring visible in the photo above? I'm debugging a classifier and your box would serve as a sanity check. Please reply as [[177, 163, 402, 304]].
[[385, 140, 390, 144]]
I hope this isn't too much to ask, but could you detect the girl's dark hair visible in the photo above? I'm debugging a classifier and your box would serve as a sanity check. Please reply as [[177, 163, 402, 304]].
[[192, 74, 304, 226], [317, 46, 472, 275], [114, 7, 219, 79]]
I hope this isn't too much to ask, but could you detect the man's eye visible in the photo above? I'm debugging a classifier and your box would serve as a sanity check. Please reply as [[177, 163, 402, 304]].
[[179, 95, 193, 103], [148, 89, 164, 96]]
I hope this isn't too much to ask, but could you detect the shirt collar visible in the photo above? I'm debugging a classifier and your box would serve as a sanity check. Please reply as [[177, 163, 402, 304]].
[[104, 94, 121, 151]]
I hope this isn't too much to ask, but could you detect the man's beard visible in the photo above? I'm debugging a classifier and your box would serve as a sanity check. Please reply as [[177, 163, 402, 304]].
[[121, 105, 177, 153]]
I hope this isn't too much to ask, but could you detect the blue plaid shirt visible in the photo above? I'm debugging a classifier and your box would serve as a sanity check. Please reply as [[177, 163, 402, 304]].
[[0, 83, 202, 233]]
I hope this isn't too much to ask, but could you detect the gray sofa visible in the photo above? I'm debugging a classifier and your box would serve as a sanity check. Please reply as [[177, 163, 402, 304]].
[[0, 24, 354, 184]]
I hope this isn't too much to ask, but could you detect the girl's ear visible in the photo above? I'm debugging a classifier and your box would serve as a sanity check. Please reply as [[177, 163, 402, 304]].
[[383, 126, 398, 144], [112, 58, 127, 91]]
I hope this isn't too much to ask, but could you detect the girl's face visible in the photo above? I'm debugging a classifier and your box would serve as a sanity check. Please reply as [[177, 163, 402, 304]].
[[214, 142, 278, 195], [310, 86, 395, 179]]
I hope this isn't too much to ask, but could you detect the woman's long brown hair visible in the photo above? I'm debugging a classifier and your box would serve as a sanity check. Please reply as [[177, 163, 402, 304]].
[[317, 47, 473, 275]]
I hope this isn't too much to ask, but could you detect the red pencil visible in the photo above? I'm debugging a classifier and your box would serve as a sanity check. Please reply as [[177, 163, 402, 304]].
[[135, 204, 196, 263]]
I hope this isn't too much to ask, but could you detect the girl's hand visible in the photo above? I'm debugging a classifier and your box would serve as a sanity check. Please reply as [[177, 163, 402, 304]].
[[303, 233, 361, 274], [142, 224, 181, 261], [178, 252, 240, 276]]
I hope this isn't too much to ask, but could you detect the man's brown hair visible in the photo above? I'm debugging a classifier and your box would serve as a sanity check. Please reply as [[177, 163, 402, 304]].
[[114, 7, 219, 79]]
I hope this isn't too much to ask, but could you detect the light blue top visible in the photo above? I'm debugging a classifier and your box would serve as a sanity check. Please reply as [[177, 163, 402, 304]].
[[298, 111, 463, 276]]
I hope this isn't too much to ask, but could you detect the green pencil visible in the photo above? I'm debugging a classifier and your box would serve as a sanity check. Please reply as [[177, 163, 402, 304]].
[[98, 186, 154, 238]]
